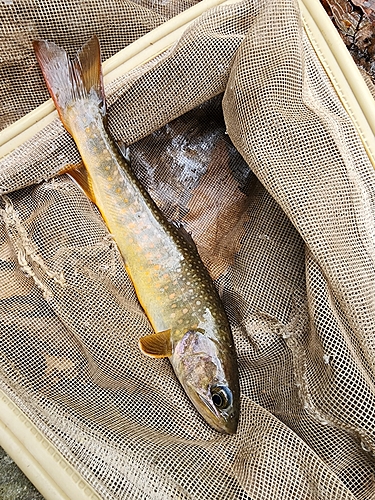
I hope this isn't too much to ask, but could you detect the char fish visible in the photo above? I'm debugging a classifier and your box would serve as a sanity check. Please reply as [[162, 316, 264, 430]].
[[33, 36, 240, 433]]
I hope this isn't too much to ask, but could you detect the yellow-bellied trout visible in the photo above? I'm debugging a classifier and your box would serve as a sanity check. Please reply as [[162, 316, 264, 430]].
[[33, 36, 240, 434]]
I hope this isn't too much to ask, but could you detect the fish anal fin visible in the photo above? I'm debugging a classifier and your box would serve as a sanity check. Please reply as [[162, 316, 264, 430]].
[[59, 161, 83, 176], [60, 162, 96, 204], [139, 329, 172, 358]]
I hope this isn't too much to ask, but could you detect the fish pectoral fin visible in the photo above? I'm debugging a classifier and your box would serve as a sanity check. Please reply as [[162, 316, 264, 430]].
[[60, 162, 97, 204], [138, 329, 172, 358]]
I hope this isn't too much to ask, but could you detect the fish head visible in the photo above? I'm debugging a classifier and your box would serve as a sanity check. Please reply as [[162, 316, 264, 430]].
[[170, 326, 240, 434]]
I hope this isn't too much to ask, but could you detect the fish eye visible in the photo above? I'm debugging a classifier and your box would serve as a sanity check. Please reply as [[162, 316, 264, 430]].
[[211, 385, 233, 410]]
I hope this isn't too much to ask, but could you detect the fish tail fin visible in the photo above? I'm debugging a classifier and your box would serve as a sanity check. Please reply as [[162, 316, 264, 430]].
[[33, 35, 106, 135]]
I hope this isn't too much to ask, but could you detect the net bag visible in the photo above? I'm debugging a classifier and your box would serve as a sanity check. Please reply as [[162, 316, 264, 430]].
[[1, 0, 375, 498]]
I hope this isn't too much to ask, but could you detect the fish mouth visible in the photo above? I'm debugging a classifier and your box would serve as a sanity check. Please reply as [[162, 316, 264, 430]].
[[197, 393, 238, 434], [198, 393, 219, 417]]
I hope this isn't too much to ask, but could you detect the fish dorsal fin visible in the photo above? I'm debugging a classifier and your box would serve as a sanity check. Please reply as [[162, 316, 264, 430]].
[[171, 221, 197, 251], [60, 162, 97, 204], [139, 329, 172, 358]]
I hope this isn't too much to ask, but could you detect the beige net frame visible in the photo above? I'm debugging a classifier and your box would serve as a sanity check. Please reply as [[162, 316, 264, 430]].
[[1, 0, 375, 498]]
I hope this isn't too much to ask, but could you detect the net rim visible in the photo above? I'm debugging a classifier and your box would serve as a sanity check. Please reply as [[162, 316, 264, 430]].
[[300, 0, 375, 168], [0, 389, 101, 500]]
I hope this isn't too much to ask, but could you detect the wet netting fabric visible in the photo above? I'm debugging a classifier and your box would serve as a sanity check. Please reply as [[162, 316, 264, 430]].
[[1, 0, 375, 498]]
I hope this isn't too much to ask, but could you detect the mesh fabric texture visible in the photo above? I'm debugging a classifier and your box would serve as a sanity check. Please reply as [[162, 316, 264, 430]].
[[1, 0, 375, 498]]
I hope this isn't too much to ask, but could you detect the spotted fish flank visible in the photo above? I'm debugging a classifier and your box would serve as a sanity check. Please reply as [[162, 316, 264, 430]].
[[33, 36, 240, 434]]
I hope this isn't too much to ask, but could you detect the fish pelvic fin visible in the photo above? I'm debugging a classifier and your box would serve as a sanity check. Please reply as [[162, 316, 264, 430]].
[[139, 329, 172, 358], [33, 35, 106, 135]]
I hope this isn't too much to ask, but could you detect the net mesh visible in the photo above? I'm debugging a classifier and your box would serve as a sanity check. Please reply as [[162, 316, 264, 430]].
[[1, 0, 375, 498]]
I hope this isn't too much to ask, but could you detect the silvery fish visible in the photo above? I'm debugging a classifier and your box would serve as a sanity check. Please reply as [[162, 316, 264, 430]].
[[33, 35, 240, 433]]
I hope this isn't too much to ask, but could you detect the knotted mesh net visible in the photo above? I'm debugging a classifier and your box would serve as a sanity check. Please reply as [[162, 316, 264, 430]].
[[1, 0, 375, 498]]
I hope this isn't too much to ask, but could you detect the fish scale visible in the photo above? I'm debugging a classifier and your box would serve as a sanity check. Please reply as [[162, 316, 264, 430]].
[[33, 35, 240, 433]]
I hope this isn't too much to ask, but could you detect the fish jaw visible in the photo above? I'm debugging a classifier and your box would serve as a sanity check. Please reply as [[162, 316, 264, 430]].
[[170, 327, 240, 434]]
